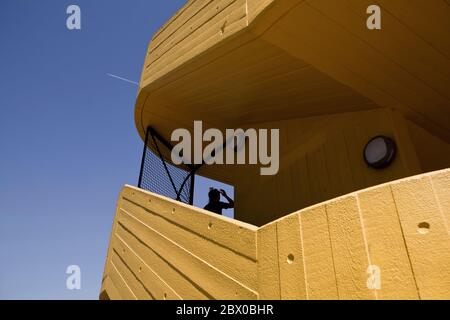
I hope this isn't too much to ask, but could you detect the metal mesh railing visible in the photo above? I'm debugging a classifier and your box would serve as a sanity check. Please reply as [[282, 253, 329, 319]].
[[138, 127, 197, 205]]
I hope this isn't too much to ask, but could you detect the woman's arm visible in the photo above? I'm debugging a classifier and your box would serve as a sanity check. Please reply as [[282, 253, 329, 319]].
[[220, 189, 234, 208]]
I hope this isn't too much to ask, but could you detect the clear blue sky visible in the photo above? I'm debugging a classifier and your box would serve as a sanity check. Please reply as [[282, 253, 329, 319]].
[[0, 0, 233, 300]]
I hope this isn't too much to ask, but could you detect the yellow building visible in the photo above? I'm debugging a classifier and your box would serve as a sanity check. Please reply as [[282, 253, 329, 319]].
[[100, 0, 450, 300]]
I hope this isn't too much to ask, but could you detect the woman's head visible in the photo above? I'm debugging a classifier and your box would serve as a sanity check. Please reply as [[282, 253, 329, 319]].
[[208, 188, 221, 203]]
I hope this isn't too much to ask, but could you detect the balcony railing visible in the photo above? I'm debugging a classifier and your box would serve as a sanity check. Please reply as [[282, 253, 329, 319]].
[[101, 169, 450, 300]]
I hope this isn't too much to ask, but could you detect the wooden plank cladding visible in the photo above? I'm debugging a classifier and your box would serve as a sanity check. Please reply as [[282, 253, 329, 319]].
[[101, 185, 258, 300], [259, 168, 450, 300], [142, 0, 249, 86], [101, 169, 450, 300]]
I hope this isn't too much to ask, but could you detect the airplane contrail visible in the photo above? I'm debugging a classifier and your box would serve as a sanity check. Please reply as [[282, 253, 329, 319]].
[[106, 73, 139, 86]]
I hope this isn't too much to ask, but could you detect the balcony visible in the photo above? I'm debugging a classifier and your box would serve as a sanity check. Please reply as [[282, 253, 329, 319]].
[[100, 168, 450, 300]]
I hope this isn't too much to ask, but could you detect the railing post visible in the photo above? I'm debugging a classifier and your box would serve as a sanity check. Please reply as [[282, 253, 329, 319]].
[[137, 126, 150, 189]]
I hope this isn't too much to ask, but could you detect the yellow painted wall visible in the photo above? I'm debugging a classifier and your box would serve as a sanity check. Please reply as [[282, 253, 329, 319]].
[[101, 169, 450, 300], [100, 185, 258, 300], [234, 108, 421, 226], [407, 120, 450, 173], [259, 168, 450, 300]]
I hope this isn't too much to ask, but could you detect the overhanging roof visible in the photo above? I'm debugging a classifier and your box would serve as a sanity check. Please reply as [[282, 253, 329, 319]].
[[135, 0, 450, 160]]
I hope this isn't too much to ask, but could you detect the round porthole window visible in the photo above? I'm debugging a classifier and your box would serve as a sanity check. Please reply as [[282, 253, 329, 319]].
[[363, 136, 397, 169]]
